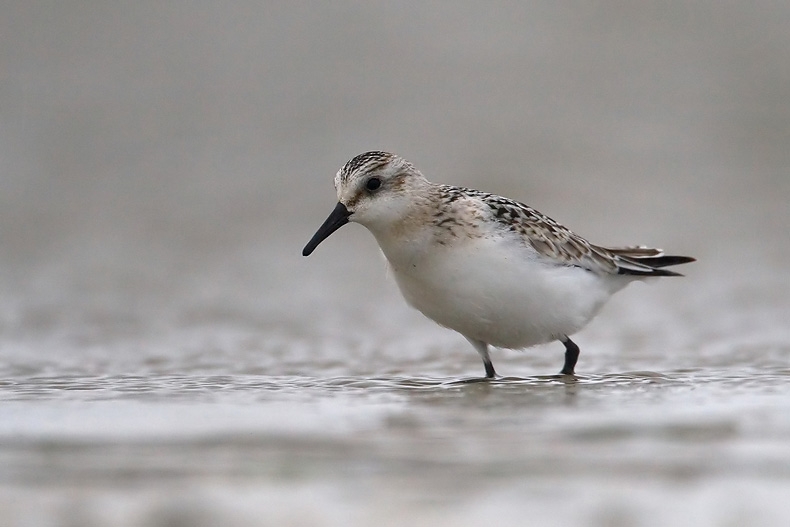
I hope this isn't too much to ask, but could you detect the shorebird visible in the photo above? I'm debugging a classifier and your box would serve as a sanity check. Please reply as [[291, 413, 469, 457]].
[[303, 151, 694, 377]]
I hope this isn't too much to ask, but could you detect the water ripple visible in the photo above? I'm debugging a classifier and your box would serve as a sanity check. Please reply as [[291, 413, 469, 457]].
[[1, 366, 787, 402]]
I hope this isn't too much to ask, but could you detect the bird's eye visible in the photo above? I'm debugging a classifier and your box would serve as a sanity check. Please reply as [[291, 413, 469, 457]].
[[365, 177, 382, 191]]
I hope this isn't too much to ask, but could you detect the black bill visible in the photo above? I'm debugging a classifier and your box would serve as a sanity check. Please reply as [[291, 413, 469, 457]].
[[302, 202, 352, 256]]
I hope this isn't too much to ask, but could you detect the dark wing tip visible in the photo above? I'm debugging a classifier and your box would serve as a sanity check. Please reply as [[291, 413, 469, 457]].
[[641, 255, 696, 268], [616, 254, 695, 277]]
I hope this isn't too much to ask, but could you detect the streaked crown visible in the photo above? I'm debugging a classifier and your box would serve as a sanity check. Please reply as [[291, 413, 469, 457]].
[[335, 151, 421, 189]]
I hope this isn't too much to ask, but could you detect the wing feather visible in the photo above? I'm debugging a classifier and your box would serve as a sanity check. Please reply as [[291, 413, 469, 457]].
[[446, 187, 694, 277]]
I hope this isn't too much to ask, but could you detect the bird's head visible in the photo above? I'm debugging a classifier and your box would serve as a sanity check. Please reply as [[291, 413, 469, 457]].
[[302, 151, 428, 256]]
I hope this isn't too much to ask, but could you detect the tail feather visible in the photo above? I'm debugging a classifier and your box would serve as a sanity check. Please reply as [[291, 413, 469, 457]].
[[603, 245, 696, 277], [633, 255, 697, 268], [607, 245, 664, 258], [617, 265, 685, 277]]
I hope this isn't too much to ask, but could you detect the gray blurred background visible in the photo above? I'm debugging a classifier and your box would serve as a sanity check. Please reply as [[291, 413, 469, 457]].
[[1, 2, 790, 525], [3, 3, 788, 270], [2, 2, 789, 371], [2, 2, 788, 362]]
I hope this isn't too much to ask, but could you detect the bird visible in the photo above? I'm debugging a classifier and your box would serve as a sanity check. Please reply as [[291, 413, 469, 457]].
[[302, 151, 694, 377]]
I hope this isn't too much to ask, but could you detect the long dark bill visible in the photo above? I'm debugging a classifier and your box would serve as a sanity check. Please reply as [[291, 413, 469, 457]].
[[302, 202, 352, 256]]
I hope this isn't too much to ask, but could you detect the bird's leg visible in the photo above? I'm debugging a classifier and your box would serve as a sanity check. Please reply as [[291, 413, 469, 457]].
[[483, 357, 496, 378], [560, 336, 579, 375], [466, 338, 497, 378]]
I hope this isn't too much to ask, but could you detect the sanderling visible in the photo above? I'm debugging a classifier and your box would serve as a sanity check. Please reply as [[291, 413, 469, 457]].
[[303, 151, 694, 377]]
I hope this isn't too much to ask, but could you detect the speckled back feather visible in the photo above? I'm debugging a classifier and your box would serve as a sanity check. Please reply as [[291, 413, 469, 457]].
[[438, 185, 692, 277]]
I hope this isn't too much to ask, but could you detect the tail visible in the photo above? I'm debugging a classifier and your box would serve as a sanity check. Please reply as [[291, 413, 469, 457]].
[[605, 245, 696, 277]]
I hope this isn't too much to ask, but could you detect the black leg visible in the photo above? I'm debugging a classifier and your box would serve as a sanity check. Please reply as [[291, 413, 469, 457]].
[[483, 357, 497, 378], [466, 338, 497, 379], [560, 337, 579, 375]]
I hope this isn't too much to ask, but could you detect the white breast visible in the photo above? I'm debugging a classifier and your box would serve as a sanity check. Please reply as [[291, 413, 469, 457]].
[[376, 232, 627, 349]]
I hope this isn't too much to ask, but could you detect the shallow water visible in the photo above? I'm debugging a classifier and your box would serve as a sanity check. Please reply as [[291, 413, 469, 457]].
[[3, 367, 790, 526], [2, 2, 790, 526]]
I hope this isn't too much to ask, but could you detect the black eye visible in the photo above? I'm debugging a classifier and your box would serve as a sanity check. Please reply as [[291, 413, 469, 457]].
[[365, 177, 382, 191]]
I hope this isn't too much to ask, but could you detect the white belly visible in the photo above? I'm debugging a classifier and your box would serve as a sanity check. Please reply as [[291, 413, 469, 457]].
[[381, 235, 626, 348]]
